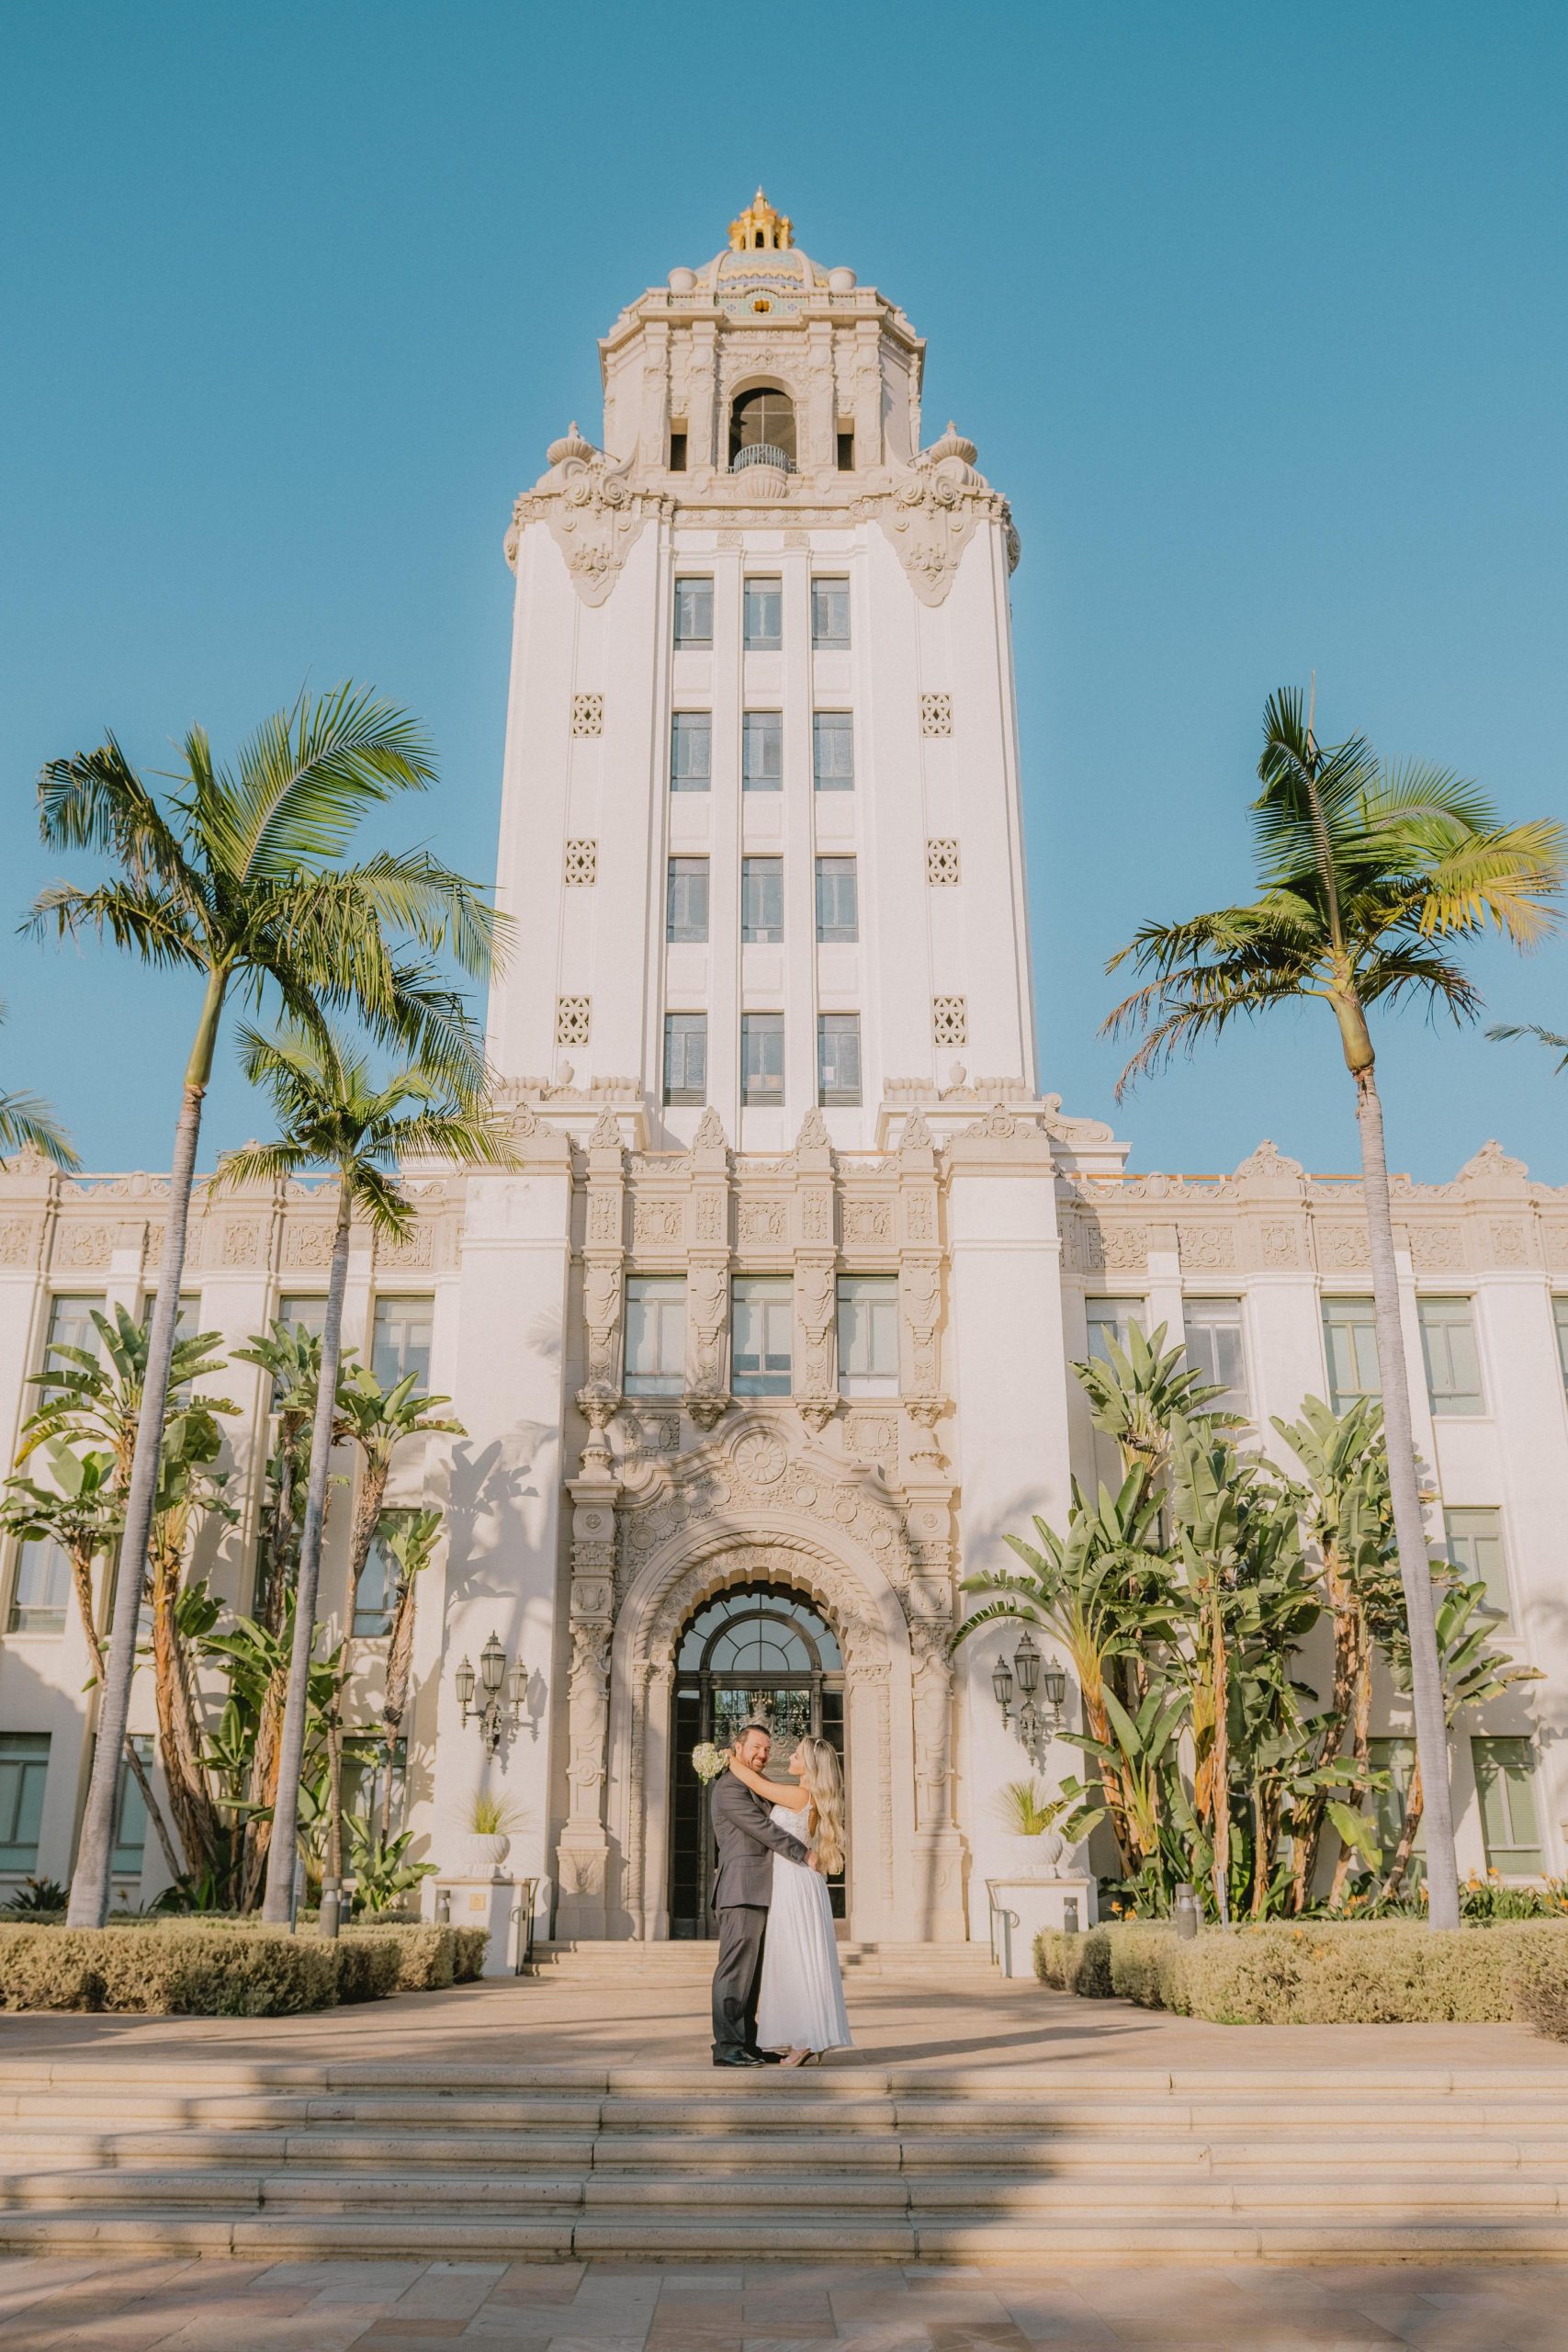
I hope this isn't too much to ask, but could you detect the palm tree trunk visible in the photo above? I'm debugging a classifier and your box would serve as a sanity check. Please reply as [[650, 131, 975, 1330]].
[[378, 1571, 418, 1839], [1209, 1586, 1231, 1926], [64, 1539, 183, 1884], [347, 1453, 390, 1609], [1354, 1069, 1459, 1929], [1381, 1751, 1426, 1901], [67, 972, 224, 1928], [262, 1173, 353, 1924]]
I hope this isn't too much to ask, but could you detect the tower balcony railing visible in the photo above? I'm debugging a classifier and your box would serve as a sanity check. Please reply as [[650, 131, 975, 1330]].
[[730, 443, 795, 475]]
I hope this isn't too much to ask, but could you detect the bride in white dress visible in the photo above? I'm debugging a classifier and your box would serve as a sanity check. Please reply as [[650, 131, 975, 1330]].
[[724, 1736, 852, 2067]]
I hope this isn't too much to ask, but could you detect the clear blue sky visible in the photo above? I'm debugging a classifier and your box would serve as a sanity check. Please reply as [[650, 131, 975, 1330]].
[[3, 1, 1563, 1180]]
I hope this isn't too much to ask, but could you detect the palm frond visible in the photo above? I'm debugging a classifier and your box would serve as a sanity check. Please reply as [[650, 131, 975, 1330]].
[[208, 1140, 316, 1193], [1355, 942, 1481, 1023], [25, 880, 207, 968], [1415, 820, 1565, 946], [1486, 1020, 1568, 1073], [0, 1091, 80, 1170], [198, 684, 438, 885], [35, 739, 190, 889]]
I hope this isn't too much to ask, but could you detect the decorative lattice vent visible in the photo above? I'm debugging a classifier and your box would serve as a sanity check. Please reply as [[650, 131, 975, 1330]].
[[564, 839, 598, 886], [556, 996, 592, 1047], [920, 693, 953, 737], [571, 693, 604, 737], [926, 838, 960, 886], [932, 995, 967, 1048]]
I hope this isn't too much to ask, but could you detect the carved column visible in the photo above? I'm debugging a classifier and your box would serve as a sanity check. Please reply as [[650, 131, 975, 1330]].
[[555, 1109, 626, 1939], [793, 1106, 838, 1429], [853, 318, 882, 467], [685, 1106, 732, 1429], [896, 1108, 965, 1936], [554, 1463, 619, 1939], [579, 1106, 626, 1420], [688, 319, 717, 473]]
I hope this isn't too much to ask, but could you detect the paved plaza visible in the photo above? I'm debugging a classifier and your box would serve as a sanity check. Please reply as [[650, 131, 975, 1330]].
[[0, 1962, 1558, 2077], [0, 2251, 1564, 2350]]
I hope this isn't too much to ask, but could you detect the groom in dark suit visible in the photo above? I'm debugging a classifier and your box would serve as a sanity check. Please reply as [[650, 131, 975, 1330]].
[[709, 1721, 812, 2067]]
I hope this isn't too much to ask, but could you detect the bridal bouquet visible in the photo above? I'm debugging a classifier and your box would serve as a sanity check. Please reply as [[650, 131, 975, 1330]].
[[691, 1741, 728, 1784]]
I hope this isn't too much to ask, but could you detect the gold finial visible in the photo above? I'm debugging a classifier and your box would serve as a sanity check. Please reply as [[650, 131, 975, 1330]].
[[728, 187, 793, 254]]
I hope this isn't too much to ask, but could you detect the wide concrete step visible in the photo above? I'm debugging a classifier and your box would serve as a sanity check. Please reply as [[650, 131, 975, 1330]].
[[4, 2203, 1568, 2265]]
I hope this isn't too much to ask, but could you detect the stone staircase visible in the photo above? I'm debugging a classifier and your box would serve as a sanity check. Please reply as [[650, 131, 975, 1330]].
[[0, 2053, 1565, 2262], [527, 1938, 999, 1983]]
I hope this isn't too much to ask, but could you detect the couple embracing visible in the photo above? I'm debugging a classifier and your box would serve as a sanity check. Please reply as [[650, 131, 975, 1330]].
[[708, 1722, 852, 2069]]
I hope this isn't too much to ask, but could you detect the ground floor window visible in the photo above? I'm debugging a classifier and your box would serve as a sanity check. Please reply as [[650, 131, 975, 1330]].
[[0, 1735, 50, 1875], [1472, 1736, 1543, 1875]]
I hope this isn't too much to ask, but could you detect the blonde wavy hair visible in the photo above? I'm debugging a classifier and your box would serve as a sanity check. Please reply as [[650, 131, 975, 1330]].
[[794, 1736, 845, 1878]]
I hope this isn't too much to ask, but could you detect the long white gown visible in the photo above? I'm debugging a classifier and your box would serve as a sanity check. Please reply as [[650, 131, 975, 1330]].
[[755, 1801, 853, 2055]]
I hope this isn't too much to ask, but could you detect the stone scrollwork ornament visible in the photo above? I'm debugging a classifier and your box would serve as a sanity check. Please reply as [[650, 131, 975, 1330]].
[[507, 424, 669, 605], [855, 423, 1020, 609]]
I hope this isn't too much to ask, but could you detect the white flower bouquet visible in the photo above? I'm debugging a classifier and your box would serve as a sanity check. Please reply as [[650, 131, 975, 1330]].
[[691, 1741, 728, 1784]]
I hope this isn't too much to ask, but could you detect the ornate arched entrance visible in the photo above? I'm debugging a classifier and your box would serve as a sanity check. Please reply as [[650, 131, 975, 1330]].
[[668, 1583, 846, 1939]]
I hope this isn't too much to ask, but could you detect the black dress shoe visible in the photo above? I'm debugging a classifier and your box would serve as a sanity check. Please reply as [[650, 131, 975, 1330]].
[[749, 2048, 784, 2064], [713, 2048, 765, 2067]]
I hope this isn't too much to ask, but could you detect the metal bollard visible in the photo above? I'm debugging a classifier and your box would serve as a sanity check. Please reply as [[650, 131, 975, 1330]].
[[1063, 1896, 1079, 1934], [1173, 1883, 1201, 1940]]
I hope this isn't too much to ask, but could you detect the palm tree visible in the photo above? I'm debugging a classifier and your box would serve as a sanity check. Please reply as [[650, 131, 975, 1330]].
[[32, 684, 504, 1928], [0, 1002, 78, 1169], [211, 1021, 517, 1923], [1106, 685, 1563, 1928], [334, 1365, 463, 1614], [373, 1506, 444, 1837]]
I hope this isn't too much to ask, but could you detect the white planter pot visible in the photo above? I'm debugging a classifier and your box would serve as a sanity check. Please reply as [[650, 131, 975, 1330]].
[[996, 1830, 1065, 1880], [466, 1832, 511, 1877]]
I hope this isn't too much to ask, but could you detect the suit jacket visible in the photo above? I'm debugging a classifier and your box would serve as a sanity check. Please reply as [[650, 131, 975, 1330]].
[[709, 1771, 809, 1909]]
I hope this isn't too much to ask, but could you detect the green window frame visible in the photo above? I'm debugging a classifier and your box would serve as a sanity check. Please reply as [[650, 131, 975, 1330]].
[[1418, 1295, 1484, 1416], [1472, 1736, 1543, 1874], [1444, 1507, 1510, 1624], [1323, 1296, 1381, 1412], [0, 1735, 50, 1875], [371, 1295, 433, 1392]]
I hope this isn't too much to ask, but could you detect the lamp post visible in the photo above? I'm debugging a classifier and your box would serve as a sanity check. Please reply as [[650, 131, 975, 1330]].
[[991, 1632, 1068, 1770], [455, 1633, 529, 1756]]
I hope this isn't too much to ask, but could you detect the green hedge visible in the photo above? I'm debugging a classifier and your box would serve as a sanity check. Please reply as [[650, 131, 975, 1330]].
[[0, 1919, 486, 2015], [1035, 1918, 1568, 2029]]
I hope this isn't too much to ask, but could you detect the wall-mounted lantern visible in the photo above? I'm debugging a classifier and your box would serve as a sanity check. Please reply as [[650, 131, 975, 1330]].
[[455, 1631, 529, 1756], [990, 1629, 1068, 1769]]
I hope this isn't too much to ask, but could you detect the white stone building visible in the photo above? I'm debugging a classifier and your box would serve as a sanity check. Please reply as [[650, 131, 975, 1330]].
[[2, 194, 1565, 1936]]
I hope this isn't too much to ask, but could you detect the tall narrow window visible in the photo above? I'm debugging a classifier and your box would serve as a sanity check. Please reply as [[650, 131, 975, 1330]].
[[1182, 1299, 1248, 1416], [838, 1275, 898, 1396], [740, 857, 784, 944], [0, 1735, 50, 1874], [815, 856, 859, 944], [740, 1012, 784, 1106], [1086, 1298, 1146, 1363], [741, 710, 782, 791], [354, 1532, 394, 1637], [372, 1296, 433, 1391], [1322, 1297, 1381, 1412], [811, 576, 851, 650], [732, 1276, 792, 1395], [742, 576, 783, 650], [1472, 1736, 1543, 1874], [818, 1013, 862, 1106], [1444, 1506, 1510, 1622], [813, 712, 854, 791], [670, 712, 712, 792], [836, 428, 855, 472], [663, 1012, 707, 1105], [111, 1736, 154, 1876], [6, 1542, 70, 1636], [44, 1295, 107, 1366], [276, 1293, 328, 1338], [1419, 1295, 1484, 1416], [666, 856, 710, 944], [673, 576, 713, 648], [626, 1275, 686, 1396], [668, 425, 688, 472]]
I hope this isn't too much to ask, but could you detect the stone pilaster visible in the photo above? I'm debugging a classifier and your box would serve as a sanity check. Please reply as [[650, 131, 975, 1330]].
[[554, 1457, 619, 1939], [684, 1107, 732, 1429], [793, 1105, 838, 1429]]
